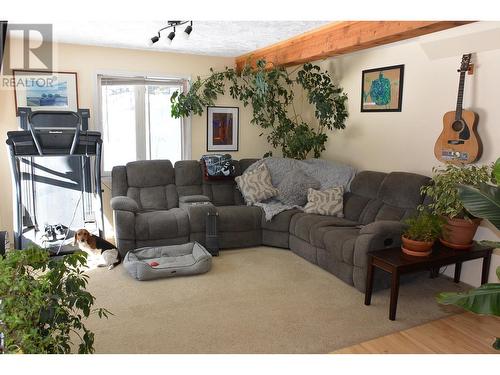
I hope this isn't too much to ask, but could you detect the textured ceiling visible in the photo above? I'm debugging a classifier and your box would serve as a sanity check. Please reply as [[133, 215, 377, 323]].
[[50, 21, 330, 57]]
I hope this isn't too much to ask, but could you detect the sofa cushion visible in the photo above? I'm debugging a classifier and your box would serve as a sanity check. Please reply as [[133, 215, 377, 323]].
[[343, 171, 387, 222], [261, 208, 300, 232], [126, 160, 175, 187], [203, 180, 239, 206], [135, 208, 189, 240], [322, 227, 361, 265], [127, 185, 178, 211], [235, 163, 278, 204], [304, 186, 344, 217], [174, 160, 203, 197], [378, 172, 430, 209], [277, 169, 320, 206], [289, 212, 358, 243], [217, 205, 262, 232]]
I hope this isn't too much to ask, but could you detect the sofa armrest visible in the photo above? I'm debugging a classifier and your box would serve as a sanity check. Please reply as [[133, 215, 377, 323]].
[[111, 196, 139, 213], [359, 220, 407, 235]]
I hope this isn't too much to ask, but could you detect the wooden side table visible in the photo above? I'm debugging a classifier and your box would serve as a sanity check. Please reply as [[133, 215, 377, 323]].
[[364, 242, 493, 321]]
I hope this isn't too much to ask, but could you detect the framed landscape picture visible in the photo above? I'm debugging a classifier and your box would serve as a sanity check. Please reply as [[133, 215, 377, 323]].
[[13, 70, 79, 113], [207, 106, 239, 151], [361, 64, 404, 112]]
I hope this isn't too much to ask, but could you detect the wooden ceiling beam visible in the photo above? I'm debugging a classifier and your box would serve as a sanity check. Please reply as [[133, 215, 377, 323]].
[[235, 21, 474, 71]]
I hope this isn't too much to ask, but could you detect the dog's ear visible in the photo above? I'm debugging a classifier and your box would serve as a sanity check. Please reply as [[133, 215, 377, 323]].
[[73, 232, 78, 246], [88, 234, 97, 249]]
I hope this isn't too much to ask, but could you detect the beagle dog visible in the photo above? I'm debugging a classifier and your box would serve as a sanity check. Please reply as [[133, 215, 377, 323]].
[[73, 229, 121, 270]]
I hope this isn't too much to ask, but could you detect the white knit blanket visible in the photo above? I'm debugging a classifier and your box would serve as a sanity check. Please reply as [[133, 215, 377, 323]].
[[245, 157, 356, 221]]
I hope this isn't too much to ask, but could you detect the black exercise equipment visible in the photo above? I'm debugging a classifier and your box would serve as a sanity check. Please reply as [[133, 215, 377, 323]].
[[6, 107, 104, 254]]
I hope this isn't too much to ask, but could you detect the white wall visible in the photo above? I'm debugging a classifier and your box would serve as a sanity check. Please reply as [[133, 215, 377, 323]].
[[301, 21, 500, 286]]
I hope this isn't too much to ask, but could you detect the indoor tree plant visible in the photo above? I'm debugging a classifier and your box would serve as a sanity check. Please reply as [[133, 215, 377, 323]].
[[437, 158, 500, 350], [401, 211, 444, 256], [170, 59, 348, 160], [421, 163, 491, 249], [0, 246, 111, 354]]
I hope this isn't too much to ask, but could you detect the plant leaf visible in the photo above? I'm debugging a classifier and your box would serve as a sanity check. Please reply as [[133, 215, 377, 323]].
[[494, 158, 500, 183], [436, 283, 500, 315], [457, 184, 500, 230]]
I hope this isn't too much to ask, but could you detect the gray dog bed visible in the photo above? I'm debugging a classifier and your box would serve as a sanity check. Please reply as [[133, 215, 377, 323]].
[[123, 242, 212, 281]]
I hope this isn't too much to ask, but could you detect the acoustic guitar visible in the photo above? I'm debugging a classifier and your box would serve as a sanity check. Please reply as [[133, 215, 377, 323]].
[[434, 53, 482, 164]]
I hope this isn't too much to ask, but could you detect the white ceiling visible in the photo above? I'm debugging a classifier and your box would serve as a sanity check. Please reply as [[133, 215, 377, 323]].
[[50, 21, 330, 57]]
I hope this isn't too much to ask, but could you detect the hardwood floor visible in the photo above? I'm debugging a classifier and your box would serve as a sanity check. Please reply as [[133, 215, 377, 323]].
[[334, 312, 500, 354]]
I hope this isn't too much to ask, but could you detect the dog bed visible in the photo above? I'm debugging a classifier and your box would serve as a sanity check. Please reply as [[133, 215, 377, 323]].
[[123, 242, 212, 281]]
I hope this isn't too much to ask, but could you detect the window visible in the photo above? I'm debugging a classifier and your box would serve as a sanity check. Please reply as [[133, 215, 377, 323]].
[[98, 75, 189, 173]]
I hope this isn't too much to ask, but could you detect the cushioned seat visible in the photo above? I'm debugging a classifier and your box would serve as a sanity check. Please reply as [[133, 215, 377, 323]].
[[217, 205, 262, 232], [135, 208, 189, 240], [123, 242, 212, 281], [261, 209, 300, 232], [289, 212, 358, 243]]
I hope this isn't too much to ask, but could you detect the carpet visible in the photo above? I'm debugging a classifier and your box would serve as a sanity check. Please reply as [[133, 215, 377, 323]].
[[84, 247, 464, 354]]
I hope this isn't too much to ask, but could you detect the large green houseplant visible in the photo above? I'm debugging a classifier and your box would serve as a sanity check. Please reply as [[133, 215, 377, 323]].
[[170, 59, 348, 159], [436, 158, 500, 350], [0, 246, 111, 353], [421, 163, 491, 248]]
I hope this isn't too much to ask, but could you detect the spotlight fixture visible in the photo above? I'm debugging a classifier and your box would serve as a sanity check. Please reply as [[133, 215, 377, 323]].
[[166, 29, 176, 44], [183, 21, 193, 39], [148, 33, 160, 46], [148, 21, 193, 46]]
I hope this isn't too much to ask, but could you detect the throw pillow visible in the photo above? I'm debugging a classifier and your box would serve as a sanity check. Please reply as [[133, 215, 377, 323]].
[[235, 163, 278, 204], [277, 169, 320, 206], [303, 186, 344, 217]]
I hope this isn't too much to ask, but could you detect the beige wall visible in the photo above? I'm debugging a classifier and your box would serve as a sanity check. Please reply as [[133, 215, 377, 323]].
[[0, 40, 270, 238], [298, 21, 500, 285]]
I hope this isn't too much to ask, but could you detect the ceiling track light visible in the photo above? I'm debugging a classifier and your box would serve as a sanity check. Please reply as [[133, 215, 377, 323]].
[[149, 20, 193, 46]]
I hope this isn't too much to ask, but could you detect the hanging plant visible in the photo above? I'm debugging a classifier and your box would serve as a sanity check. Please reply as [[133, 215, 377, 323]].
[[171, 59, 348, 159]]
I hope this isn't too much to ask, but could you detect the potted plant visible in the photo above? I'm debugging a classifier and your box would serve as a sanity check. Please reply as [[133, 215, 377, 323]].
[[0, 246, 111, 353], [421, 163, 491, 249], [401, 211, 444, 256], [437, 158, 500, 350]]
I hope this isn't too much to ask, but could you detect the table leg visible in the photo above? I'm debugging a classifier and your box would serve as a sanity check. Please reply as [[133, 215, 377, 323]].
[[481, 253, 492, 285], [389, 269, 400, 321], [454, 262, 462, 283], [364, 258, 374, 306]]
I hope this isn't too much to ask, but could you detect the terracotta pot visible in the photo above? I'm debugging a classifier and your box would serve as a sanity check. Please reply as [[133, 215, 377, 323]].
[[441, 217, 481, 248], [401, 236, 434, 253]]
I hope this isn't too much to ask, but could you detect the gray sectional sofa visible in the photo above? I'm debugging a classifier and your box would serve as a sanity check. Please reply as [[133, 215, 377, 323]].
[[111, 158, 430, 292]]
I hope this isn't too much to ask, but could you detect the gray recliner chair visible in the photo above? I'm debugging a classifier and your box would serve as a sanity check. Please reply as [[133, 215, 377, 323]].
[[111, 160, 190, 255]]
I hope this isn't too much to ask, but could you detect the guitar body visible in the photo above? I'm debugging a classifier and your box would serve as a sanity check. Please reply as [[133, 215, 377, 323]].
[[434, 109, 481, 164]]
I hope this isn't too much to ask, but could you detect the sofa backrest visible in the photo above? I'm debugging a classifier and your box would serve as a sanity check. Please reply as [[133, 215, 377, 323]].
[[112, 160, 178, 211], [343, 171, 430, 225], [174, 158, 260, 206]]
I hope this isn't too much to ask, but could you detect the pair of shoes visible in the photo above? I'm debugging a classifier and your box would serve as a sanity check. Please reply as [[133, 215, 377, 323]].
[[43, 224, 68, 241]]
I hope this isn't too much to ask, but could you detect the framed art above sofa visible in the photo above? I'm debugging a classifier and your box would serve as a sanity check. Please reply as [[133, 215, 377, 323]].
[[207, 106, 239, 151]]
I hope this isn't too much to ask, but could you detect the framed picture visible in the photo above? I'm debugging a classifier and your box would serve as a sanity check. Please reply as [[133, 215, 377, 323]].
[[207, 106, 239, 152], [361, 64, 404, 112], [13, 70, 79, 113]]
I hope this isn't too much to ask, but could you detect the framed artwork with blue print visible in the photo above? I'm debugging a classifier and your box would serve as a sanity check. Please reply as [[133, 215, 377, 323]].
[[361, 64, 404, 112]]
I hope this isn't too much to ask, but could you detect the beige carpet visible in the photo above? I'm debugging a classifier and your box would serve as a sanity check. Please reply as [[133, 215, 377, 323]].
[[85, 247, 464, 354]]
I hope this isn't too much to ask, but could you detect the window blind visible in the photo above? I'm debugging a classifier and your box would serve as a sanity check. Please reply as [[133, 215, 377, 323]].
[[99, 75, 186, 86]]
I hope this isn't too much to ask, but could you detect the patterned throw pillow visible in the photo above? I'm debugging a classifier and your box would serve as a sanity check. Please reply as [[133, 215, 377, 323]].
[[277, 169, 320, 206], [235, 163, 278, 204], [303, 186, 344, 217]]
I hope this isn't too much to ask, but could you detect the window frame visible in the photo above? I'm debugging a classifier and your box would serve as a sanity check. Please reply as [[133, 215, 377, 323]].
[[94, 70, 192, 176]]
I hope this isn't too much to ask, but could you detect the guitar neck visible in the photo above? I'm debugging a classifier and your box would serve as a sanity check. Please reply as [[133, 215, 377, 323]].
[[455, 71, 466, 120]]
